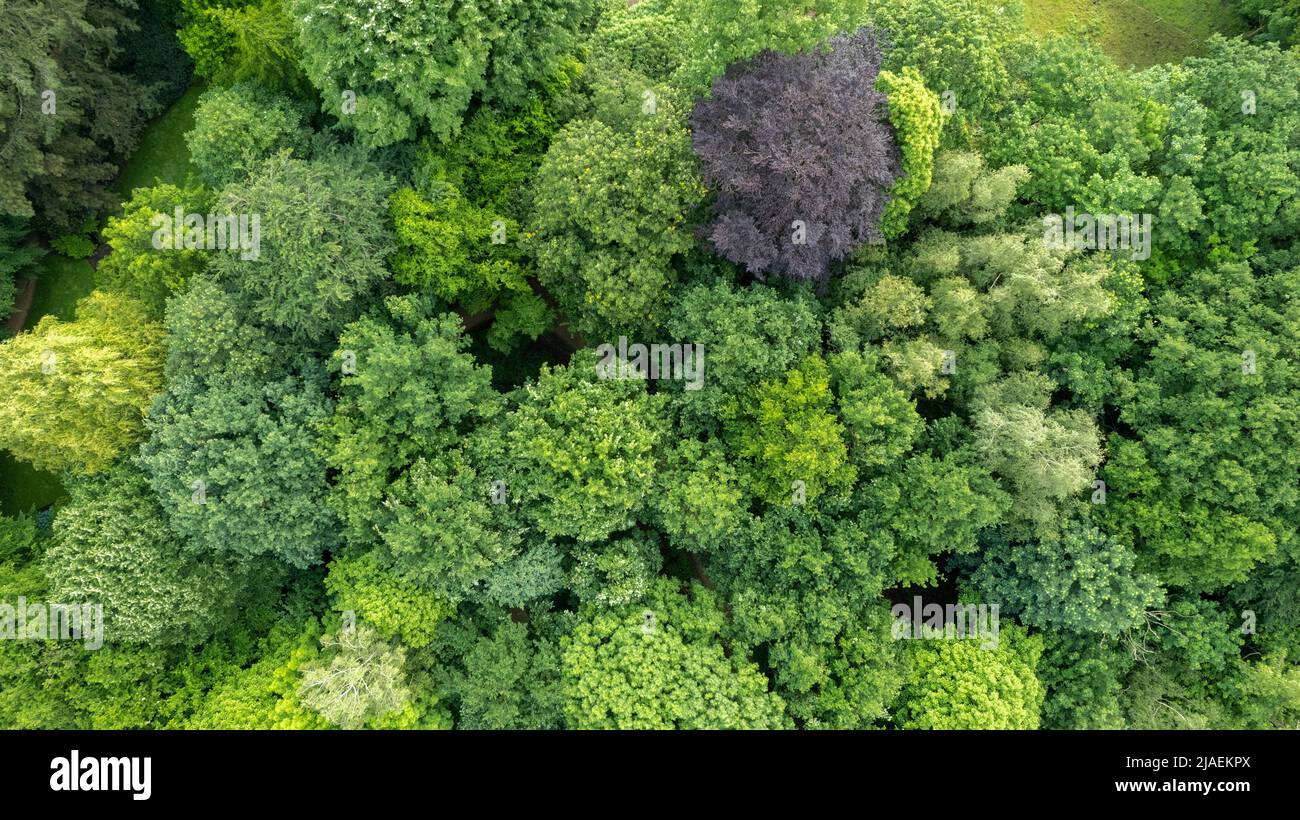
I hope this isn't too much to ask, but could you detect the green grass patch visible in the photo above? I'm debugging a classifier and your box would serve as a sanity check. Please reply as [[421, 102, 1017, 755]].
[[0, 453, 63, 516], [1025, 0, 1248, 68], [25, 253, 95, 326], [114, 82, 206, 200]]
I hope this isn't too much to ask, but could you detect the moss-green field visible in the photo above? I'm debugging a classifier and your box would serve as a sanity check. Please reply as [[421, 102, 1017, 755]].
[[1025, 0, 1249, 67]]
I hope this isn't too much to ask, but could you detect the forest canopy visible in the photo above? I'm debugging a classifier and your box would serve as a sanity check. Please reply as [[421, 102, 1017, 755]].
[[0, 0, 1298, 734]]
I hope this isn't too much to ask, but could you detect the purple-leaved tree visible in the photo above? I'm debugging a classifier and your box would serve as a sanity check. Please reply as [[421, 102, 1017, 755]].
[[691, 28, 902, 284]]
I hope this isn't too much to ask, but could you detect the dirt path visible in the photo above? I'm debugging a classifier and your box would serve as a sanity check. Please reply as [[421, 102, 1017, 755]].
[[4, 276, 37, 335], [90, 241, 111, 269]]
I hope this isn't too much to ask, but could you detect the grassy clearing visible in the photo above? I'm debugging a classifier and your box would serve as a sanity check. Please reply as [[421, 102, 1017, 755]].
[[115, 82, 205, 199], [25, 253, 96, 326], [1025, 0, 1248, 68]]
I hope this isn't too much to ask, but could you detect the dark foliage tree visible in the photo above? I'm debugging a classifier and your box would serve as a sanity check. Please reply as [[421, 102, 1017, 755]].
[[122, 0, 194, 108], [1, 0, 162, 232], [690, 28, 901, 284]]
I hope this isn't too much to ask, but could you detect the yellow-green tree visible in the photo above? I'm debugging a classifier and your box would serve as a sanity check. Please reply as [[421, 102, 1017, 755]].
[[0, 290, 163, 473], [896, 626, 1045, 729], [561, 578, 787, 729], [98, 184, 210, 315], [876, 66, 946, 238]]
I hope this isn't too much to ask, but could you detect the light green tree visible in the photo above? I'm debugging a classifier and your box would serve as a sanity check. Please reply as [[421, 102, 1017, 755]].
[[298, 625, 412, 730], [562, 578, 786, 729], [0, 290, 163, 474], [896, 626, 1045, 729], [98, 184, 211, 314]]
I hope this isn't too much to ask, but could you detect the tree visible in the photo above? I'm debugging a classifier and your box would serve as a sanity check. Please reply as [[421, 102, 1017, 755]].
[[374, 455, 515, 602], [875, 67, 946, 238], [1227, 561, 1300, 659], [1139, 38, 1300, 259], [561, 578, 786, 729], [914, 150, 1029, 228], [98, 184, 210, 314], [0, 511, 37, 564], [388, 184, 550, 351], [324, 548, 455, 650], [858, 445, 1009, 587], [691, 28, 900, 283], [826, 158, 1110, 426], [298, 625, 412, 730], [429, 605, 566, 729], [158, 276, 285, 386], [1118, 596, 1247, 729], [1232, 653, 1300, 729], [828, 348, 925, 473], [585, 0, 682, 85], [971, 373, 1102, 534], [651, 438, 746, 553], [1102, 261, 1300, 589], [0, 0, 162, 231], [179, 0, 308, 93], [483, 543, 565, 610], [721, 355, 857, 506], [647, 0, 874, 98], [189, 617, 332, 729], [389, 185, 519, 303], [967, 522, 1164, 636], [120, 0, 194, 109], [0, 290, 163, 474], [780, 606, 904, 729], [982, 32, 1164, 220], [863, 0, 1019, 140], [895, 626, 1045, 729], [449, 618, 565, 730], [664, 280, 822, 431], [184, 82, 311, 188], [1233, 0, 1300, 46], [529, 101, 704, 339], [137, 367, 339, 569], [45, 462, 283, 646], [289, 0, 594, 147], [568, 528, 664, 609], [321, 296, 502, 545], [710, 503, 902, 728], [476, 350, 669, 543], [207, 152, 394, 346], [412, 55, 582, 220], [1038, 631, 1131, 729]]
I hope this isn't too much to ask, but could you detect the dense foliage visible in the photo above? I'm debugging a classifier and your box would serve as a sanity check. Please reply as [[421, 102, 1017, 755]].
[[1, 0, 1298, 733]]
